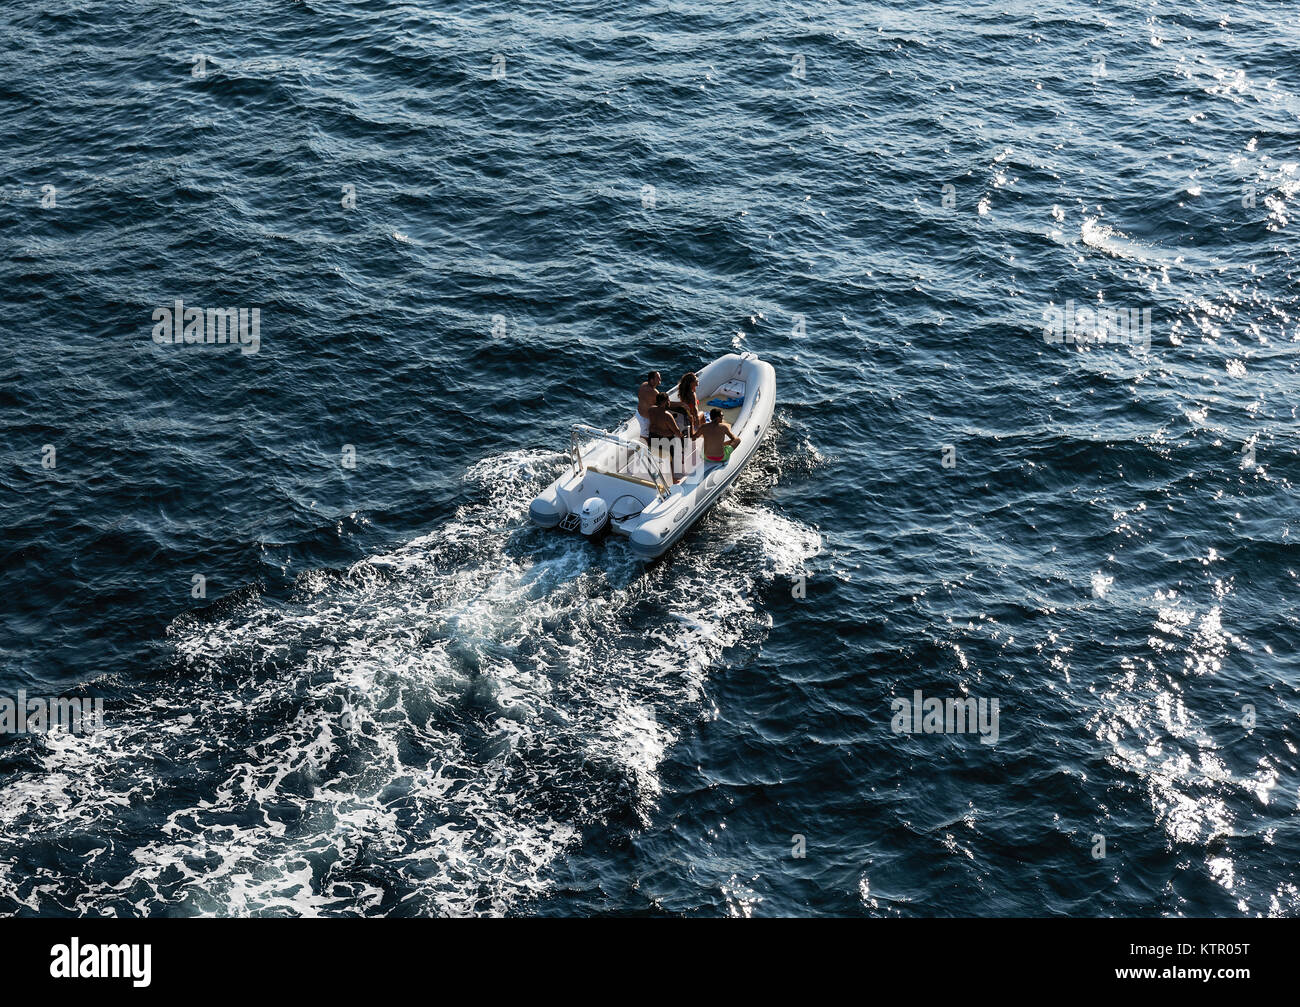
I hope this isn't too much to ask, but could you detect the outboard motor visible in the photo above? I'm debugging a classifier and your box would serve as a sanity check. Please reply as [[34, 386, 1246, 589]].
[[579, 497, 609, 538]]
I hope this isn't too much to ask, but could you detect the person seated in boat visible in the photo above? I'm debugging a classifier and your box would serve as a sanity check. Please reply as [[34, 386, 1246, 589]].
[[700, 407, 740, 463], [648, 393, 685, 483], [637, 371, 662, 443], [666, 371, 702, 437]]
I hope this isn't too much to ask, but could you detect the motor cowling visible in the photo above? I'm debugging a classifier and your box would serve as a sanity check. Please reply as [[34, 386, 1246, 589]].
[[579, 497, 608, 537]]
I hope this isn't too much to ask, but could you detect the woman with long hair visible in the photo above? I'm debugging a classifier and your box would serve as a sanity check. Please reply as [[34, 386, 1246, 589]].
[[674, 371, 701, 436]]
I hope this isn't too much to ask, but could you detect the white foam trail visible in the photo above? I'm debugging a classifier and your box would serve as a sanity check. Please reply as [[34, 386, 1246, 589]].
[[0, 446, 820, 916]]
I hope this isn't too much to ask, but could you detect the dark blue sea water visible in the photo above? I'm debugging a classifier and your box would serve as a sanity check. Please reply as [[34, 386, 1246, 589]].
[[1, 0, 1297, 917]]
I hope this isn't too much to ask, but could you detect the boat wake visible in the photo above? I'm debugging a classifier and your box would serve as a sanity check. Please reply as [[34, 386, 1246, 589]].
[[0, 445, 819, 916]]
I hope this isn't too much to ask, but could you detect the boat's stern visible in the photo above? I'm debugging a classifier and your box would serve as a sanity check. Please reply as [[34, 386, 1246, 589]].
[[530, 425, 673, 540]]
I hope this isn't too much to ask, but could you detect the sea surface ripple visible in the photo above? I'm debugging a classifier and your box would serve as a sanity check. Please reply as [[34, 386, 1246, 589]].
[[0, 0, 1297, 916]]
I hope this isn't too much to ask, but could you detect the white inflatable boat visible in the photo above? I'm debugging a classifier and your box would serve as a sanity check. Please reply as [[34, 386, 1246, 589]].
[[529, 352, 775, 559]]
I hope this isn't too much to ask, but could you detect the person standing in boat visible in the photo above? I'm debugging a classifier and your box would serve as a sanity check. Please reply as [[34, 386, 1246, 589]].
[[668, 371, 702, 437], [666, 371, 703, 473], [637, 371, 661, 444], [700, 407, 741, 463]]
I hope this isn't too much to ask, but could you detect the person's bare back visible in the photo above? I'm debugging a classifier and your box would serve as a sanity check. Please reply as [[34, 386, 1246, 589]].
[[700, 409, 740, 461], [647, 393, 686, 483], [649, 395, 681, 441]]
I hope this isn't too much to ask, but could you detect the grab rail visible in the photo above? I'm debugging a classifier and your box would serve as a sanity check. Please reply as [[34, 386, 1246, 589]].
[[569, 423, 672, 497]]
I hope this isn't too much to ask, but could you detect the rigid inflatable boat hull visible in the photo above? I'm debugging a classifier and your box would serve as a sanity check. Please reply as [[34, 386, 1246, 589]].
[[529, 352, 775, 559]]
